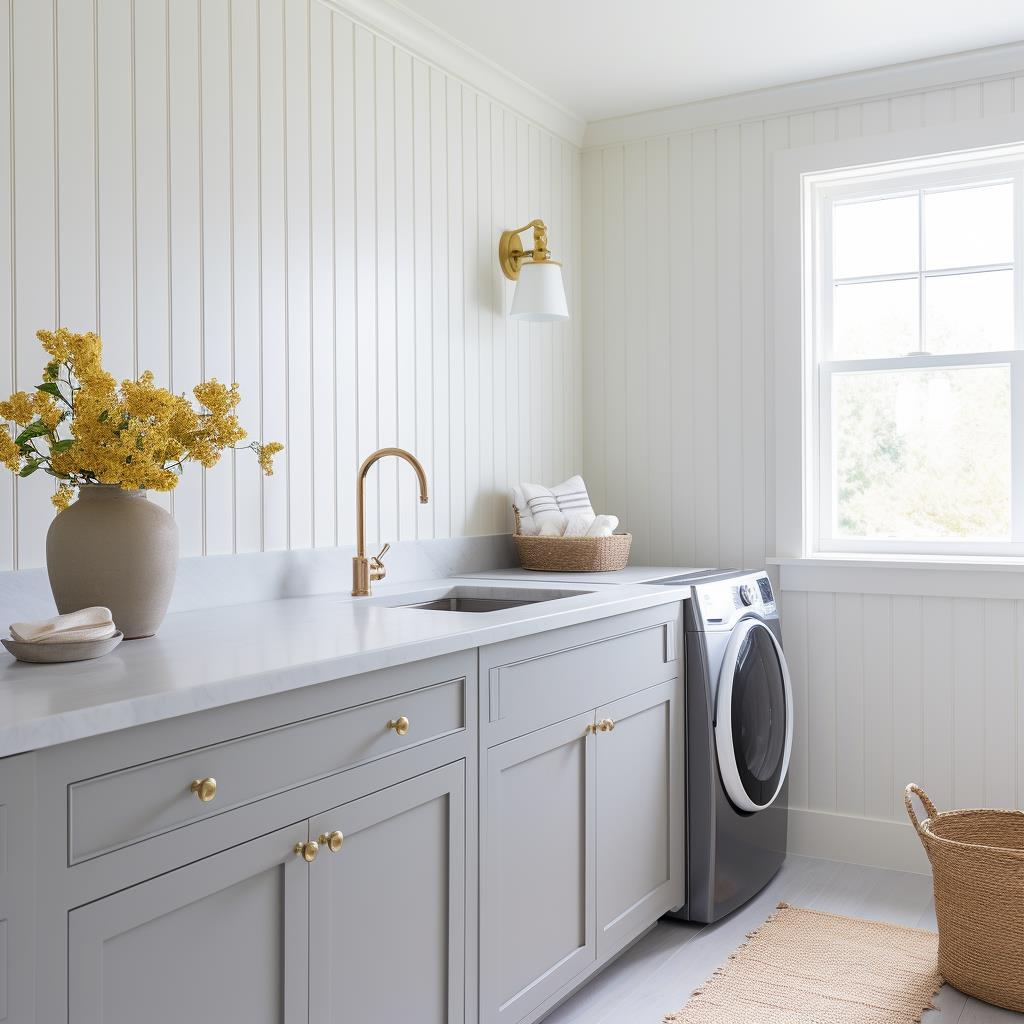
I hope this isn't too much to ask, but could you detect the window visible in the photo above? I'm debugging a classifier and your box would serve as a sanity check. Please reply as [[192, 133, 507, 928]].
[[810, 155, 1024, 555]]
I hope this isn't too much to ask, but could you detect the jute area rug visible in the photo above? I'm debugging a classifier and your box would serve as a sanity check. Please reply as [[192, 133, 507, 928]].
[[665, 903, 942, 1024]]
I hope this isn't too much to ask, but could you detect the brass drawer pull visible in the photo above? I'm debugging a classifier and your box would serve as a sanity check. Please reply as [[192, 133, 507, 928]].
[[294, 840, 319, 862], [189, 777, 218, 802], [597, 719, 616, 733], [319, 830, 344, 853], [386, 715, 410, 736]]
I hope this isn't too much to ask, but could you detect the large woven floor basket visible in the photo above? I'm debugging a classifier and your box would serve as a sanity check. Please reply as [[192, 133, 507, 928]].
[[512, 507, 631, 572], [905, 783, 1024, 1012]]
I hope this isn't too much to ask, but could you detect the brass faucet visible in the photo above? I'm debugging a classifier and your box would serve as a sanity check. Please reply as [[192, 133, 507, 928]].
[[352, 447, 429, 596]]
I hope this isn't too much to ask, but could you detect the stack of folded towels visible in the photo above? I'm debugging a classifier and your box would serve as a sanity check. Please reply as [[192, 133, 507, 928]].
[[9, 606, 117, 644], [512, 475, 620, 538]]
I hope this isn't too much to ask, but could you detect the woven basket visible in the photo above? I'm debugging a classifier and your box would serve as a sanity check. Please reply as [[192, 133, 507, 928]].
[[905, 783, 1024, 1012], [512, 506, 631, 572]]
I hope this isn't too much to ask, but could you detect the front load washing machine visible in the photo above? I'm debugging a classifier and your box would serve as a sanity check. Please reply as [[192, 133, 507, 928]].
[[653, 569, 792, 923]]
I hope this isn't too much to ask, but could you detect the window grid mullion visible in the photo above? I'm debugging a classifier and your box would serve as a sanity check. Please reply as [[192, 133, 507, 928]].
[[918, 189, 926, 355]]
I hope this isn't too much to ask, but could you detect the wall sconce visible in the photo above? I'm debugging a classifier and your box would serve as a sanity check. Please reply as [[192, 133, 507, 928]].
[[498, 219, 569, 322]]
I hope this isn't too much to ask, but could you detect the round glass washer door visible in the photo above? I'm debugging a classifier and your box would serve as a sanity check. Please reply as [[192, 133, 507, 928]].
[[714, 617, 793, 813]]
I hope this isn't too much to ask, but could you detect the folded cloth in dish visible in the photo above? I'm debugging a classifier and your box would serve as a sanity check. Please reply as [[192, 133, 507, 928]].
[[562, 514, 592, 538], [9, 606, 117, 644], [585, 515, 619, 538]]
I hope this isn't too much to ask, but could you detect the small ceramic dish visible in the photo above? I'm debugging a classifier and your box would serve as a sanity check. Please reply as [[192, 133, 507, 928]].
[[1, 631, 124, 664]]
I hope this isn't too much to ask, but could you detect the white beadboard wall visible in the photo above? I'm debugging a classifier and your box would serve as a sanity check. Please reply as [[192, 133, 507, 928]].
[[581, 58, 1024, 866], [0, 0, 582, 570]]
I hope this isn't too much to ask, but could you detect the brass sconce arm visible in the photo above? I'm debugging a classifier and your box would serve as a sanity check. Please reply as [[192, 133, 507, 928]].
[[498, 219, 557, 280]]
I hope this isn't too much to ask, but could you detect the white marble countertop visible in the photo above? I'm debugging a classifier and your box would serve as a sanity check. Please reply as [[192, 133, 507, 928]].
[[0, 576, 690, 758]]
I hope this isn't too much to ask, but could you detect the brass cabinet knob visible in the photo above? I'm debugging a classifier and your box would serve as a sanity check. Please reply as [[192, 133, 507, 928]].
[[318, 830, 344, 853], [294, 840, 319, 863], [597, 718, 616, 733], [386, 715, 410, 736], [586, 722, 598, 735], [190, 777, 218, 802]]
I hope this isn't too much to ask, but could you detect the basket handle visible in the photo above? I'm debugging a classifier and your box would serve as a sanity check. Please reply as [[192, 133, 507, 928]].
[[904, 783, 939, 835], [511, 504, 522, 537]]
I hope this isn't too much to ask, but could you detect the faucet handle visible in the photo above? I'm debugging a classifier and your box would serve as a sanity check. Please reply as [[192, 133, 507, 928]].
[[370, 542, 390, 581]]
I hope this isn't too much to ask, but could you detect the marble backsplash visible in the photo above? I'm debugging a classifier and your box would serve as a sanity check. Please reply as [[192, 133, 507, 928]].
[[0, 534, 518, 630]]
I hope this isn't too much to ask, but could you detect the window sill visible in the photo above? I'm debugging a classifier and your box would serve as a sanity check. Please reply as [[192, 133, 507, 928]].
[[767, 554, 1024, 599]]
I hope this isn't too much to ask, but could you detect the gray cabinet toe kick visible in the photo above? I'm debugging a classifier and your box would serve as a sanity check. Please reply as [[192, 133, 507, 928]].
[[0, 600, 684, 1023]]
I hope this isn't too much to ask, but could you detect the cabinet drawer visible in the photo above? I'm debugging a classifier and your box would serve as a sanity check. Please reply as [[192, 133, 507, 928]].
[[68, 674, 466, 864], [482, 605, 680, 744]]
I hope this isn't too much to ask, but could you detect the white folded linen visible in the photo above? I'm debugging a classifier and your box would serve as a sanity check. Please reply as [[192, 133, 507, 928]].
[[538, 519, 566, 537], [562, 514, 591, 538], [520, 476, 595, 533], [10, 606, 117, 644], [511, 486, 540, 535], [585, 515, 619, 538]]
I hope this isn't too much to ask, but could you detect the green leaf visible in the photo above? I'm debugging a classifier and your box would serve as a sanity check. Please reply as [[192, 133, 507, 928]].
[[18, 461, 41, 477], [51, 438, 75, 453], [35, 382, 62, 397], [14, 421, 50, 445], [98, 409, 109, 423]]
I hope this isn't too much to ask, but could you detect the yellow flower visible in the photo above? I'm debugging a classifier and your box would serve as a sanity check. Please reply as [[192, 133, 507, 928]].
[[52, 484, 75, 511], [0, 391, 37, 426], [0, 427, 19, 473], [257, 441, 284, 476], [193, 379, 241, 416], [32, 393, 63, 430]]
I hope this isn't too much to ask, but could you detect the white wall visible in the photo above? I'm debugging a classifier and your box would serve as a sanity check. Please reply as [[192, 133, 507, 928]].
[[581, 50, 1024, 867], [0, 0, 582, 570]]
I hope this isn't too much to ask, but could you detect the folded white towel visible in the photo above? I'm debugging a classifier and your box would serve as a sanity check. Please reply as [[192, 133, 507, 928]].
[[585, 515, 619, 538], [563, 514, 591, 538], [520, 475, 595, 533], [511, 486, 540, 535], [538, 519, 566, 538], [10, 606, 116, 644]]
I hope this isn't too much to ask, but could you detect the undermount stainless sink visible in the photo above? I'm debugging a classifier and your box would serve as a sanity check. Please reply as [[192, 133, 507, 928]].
[[381, 586, 589, 613]]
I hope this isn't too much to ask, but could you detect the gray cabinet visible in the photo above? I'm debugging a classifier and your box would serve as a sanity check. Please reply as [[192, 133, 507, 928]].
[[481, 713, 596, 1024], [309, 762, 467, 1024], [595, 679, 682, 957], [68, 820, 311, 1024]]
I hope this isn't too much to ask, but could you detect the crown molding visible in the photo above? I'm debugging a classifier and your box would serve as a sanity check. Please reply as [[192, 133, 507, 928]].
[[584, 40, 1024, 148], [318, 0, 586, 147]]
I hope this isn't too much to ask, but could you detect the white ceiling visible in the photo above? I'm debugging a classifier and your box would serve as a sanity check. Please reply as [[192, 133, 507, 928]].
[[390, 0, 1024, 122]]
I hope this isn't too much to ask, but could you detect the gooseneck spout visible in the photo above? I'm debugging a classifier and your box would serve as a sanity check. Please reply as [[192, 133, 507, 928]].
[[352, 448, 430, 597]]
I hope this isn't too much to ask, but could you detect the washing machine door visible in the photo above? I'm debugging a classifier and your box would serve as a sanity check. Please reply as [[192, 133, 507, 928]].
[[714, 617, 793, 813]]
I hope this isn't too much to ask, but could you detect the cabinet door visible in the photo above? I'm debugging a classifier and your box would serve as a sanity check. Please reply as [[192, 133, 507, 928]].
[[68, 821, 310, 1024], [595, 678, 682, 957], [481, 713, 596, 1024], [308, 761, 466, 1024]]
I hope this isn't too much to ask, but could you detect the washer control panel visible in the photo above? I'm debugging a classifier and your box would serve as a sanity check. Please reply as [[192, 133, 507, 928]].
[[694, 572, 776, 629]]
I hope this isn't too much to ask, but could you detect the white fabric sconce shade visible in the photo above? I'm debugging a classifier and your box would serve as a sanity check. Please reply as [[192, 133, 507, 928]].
[[509, 260, 569, 322]]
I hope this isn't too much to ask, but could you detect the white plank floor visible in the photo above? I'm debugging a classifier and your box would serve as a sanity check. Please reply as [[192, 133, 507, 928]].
[[543, 854, 1020, 1023]]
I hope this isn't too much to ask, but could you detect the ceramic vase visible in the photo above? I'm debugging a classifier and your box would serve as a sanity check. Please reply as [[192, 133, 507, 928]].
[[45, 484, 179, 639]]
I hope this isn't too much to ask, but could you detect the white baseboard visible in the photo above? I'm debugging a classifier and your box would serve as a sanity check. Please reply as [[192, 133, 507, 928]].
[[787, 807, 930, 874]]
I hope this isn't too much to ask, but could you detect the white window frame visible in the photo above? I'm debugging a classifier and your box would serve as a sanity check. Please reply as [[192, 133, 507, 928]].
[[773, 118, 1024, 564], [811, 158, 1024, 556]]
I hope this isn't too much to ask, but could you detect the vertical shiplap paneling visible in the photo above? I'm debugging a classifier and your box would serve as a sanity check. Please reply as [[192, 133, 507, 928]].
[[283, 0, 313, 551], [862, 594, 894, 819], [231, 0, 264, 553], [983, 599, 1017, 808], [309, 0, 335, 547], [1, 0, 581, 568], [834, 592, 865, 816], [645, 137, 671, 563], [623, 140, 648, 560], [690, 129, 719, 564], [373, 34, 397, 545], [200, 0, 235, 553], [667, 133, 694, 567], [806, 592, 837, 811], [133, 0, 171, 516], [257, 0, 288, 552], [952, 598, 986, 808], [921, 596, 955, 810], [13, 0, 57, 566], [781, 589, 809, 809], [891, 595, 924, 816], [0, 0, 13, 570]]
